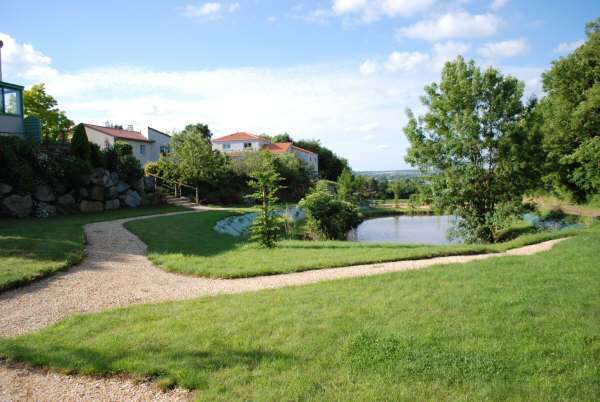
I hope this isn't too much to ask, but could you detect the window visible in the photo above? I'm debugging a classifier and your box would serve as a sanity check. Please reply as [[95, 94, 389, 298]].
[[0, 87, 22, 115], [140, 144, 146, 155], [223, 143, 231, 150], [160, 145, 170, 154], [243, 142, 253, 149]]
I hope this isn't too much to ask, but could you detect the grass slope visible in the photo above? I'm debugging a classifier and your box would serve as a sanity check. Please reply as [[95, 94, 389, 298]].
[[126, 210, 579, 278], [0, 206, 184, 292], [1, 224, 598, 400]]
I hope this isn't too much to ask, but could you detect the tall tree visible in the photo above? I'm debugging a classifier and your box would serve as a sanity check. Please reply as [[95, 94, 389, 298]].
[[179, 123, 212, 141], [23, 84, 73, 141], [539, 18, 600, 202], [170, 125, 228, 186], [405, 57, 543, 243]]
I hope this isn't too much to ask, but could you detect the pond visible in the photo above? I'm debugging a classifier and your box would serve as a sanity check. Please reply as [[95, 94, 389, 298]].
[[348, 215, 460, 245]]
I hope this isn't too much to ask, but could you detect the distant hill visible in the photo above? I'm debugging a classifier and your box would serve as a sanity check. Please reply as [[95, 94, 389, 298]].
[[355, 170, 421, 180]]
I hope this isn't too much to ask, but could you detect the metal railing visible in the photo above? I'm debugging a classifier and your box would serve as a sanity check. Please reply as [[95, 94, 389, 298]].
[[145, 173, 200, 204]]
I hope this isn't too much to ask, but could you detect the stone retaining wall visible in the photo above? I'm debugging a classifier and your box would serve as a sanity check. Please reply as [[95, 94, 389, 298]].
[[0, 169, 161, 218]]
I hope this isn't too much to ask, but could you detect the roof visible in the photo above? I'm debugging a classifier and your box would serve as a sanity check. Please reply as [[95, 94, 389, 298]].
[[212, 132, 265, 142], [148, 127, 171, 138], [290, 144, 317, 156], [0, 81, 24, 90], [262, 142, 292, 154], [83, 123, 153, 143]]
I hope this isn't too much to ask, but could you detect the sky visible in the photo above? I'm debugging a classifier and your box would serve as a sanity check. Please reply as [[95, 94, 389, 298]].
[[1, 0, 598, 170]]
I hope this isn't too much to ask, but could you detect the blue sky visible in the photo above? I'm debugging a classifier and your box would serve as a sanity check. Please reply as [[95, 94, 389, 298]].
[[1, 0, 598, 170]]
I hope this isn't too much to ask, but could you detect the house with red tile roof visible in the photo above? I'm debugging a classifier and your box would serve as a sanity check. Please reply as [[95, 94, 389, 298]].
[[212, 132, 318, 173], [82, 123, 171, 165]]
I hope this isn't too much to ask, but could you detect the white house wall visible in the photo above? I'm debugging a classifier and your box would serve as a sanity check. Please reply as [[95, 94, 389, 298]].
[[85, 127, 115, 149], [212, 139, 266, 152], [144, 127, 171, 162]]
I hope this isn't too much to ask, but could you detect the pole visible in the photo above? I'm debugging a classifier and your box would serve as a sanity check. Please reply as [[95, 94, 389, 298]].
[[196, 187, 199, 204], [0, 40, 3, 82]]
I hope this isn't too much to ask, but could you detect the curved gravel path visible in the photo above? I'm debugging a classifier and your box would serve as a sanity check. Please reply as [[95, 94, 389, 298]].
[[0, 208, 566, 401]]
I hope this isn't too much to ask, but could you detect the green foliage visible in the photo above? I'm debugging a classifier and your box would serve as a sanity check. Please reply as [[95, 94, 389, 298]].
[[314, 179, 337, 196], [540, 20, 600, 202], [179, 123, 212, 140], [118, 155, 143, 184], [89, 143, 103, 168], [299, 191, 363, 240], [0, 136, 37, 192], [405, 57, 543, 243], [336, 168, 354, 202], [247, 165, 284, 248], [294, 139, 349, 181], [233, 151, 311, 202], [113, 141, 133, 157], [70, 124, 91, 162], [23, 83, 73, 141], [271, 133, 293, 143]]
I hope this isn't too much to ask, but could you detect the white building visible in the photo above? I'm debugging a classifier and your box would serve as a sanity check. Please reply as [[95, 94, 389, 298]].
[[212, 132, 318, 173], [82, 123, 171, 165]]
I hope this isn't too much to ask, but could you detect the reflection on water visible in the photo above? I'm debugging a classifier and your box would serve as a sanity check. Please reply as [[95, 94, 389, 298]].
[[348, 215, 460, 245]]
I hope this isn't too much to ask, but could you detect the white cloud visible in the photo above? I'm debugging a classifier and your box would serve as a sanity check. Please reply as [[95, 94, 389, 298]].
[[0, 33, 58, 81], [553, 39, 584, 54], [384, 51, 430, 72], [431, 40, 471, 69], [478, 38, 529, 59], [182, 2, 239, 19], [490, 0, 508, 11], [359, 59, 378, 75], [331, 0, 435, 22], [377, 144, 392, 150], [398, 12, 502, 41], [358, 122, 379, 132], [227, 2, 239, 12]]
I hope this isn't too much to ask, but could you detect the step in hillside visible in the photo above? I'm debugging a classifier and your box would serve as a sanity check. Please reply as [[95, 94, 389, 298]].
[[164, 195, 198, 208]]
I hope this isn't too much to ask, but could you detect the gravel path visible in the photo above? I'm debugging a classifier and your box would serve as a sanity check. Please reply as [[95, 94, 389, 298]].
[[0, 208, 566, 401]]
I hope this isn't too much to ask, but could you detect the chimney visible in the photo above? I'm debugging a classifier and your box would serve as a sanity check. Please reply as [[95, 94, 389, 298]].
[[0, 40, 4, 82], [127, 124, 134, 131]]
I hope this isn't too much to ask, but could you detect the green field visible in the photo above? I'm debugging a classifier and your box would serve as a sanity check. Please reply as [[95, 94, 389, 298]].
[[125, 210, 579, 279], [0, 206, 184, 292], [1, 222, 598, 401]]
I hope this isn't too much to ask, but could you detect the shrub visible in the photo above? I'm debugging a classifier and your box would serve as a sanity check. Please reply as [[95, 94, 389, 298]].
[[118, 154, 143, 185], [71, 124, 91, 161], [0, 136, 37, 192], [113, 141, 133, 157], [299, 191, 363, 240], [89, 143, 103, 168], [102, 146, 120, 172]]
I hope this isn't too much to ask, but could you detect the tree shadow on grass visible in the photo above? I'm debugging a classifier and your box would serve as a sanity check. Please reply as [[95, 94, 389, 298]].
[[1, 342, 297, 390]]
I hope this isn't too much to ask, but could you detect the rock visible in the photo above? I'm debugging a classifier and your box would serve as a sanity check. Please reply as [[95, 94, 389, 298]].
[[2, 194, 33, 218], [79, 200, 103, 213], [110, 172, 119, 185], [120, 189, 141, 208], [106, 186, 118, 200], [89, 168, 111, 187], [104, 199, 120, 210], [57, 193, 76, 206], [89, 185, 105, 201], [116, 181, 130, 193], [0, 183, 12, 196], [34, 184, 55, 202], [33, 201, 57, 218]]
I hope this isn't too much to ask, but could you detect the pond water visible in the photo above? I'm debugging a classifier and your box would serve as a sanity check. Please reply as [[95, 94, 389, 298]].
[[348, 215, 460, 245]]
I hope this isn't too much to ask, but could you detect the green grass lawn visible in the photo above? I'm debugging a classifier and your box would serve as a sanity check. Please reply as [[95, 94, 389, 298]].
[[1, 223, 598, 400], [0, 205, 184, 292], [125, 210, 580, 279]]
